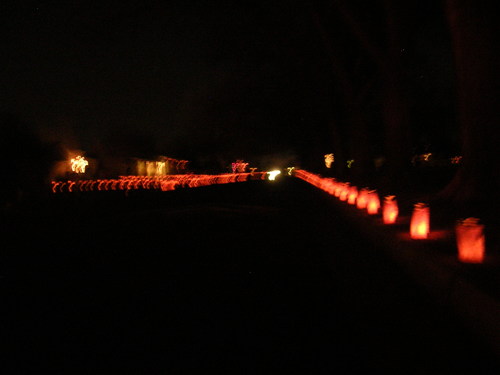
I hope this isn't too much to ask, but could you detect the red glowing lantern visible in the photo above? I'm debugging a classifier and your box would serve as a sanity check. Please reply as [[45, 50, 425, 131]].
[[324, 178, 336, 195], [339, 183, 350, 201], [347, 186, 358, 205], [456, 218, 485, 263], [366, 190, 380, 215], [334, 183, 343, 197], [356, 188, 369, 209], [382, 195, 398, 224], [410, 203, 430, 239]]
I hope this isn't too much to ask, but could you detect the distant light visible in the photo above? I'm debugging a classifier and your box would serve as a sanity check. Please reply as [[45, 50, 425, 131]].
[[347, 159, 355, 168], [70, 155, 88, 173], [232, 160, 248, 173], [422, 153, 432, 161], [268, 170, 281, 181], [156, 161, 166, 175], [51, 172, 269, 193], [324, 153, 334, 168]]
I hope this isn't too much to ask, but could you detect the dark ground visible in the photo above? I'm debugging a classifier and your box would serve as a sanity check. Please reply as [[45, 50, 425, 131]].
[[1, 176, 499, 374]]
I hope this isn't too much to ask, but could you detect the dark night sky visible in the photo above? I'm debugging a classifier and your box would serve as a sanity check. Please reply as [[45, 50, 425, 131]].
[[1, 0, 452, 169]]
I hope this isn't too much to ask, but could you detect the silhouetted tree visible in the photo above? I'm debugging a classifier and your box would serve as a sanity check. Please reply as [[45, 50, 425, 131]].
[[311, 0, 420, 189], [0, 113, 62, 210], [438, 0, 499, 218], [311, 6, 372, 181]]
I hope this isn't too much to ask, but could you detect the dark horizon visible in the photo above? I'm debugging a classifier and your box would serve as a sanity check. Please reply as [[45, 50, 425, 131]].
[[1, 0, 457, 169]]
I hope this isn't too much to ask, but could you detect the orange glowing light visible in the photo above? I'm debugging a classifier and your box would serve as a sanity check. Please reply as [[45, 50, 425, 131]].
[[70, 155, 88, 173], [456, 218, 485, 263], [50, 172, 268, 194], [366, 190, 380, 215], [339, 183, 350, 201], [232, 160, 249, 173], [334, 183, 343, 197], [324, 153, 334, 168], [382, 195, 399, 224], [347, 186, 358, 205], [422, 153, 432, 161], [324, 178, 337, 195], [410, 203, 430, 239], [356, 188, 369, 209]]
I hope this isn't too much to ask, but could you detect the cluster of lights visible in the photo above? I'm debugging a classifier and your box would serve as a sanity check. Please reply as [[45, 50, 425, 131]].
[[410, 153, 464, 166], [294, 170, 385, 218], [165, 158, 189, 170], [51, 172, 268, 193], [411, 153, 432, 165], [231, 160, 249, 173], [324, 154, 334, 168], [141, 160, 167, 176], [293, 169, 486, 263], [70, 156, 88, 173], [136, 157, 188, 176]]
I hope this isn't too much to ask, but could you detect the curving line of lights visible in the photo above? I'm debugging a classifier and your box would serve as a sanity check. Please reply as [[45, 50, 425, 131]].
[[51, 172, 269, 193]]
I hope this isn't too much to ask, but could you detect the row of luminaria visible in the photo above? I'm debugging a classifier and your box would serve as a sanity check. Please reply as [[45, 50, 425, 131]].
[[294, 169, 485, 264]]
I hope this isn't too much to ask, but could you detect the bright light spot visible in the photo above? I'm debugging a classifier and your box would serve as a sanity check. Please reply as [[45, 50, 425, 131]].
[[268, 170, 281, 181], [356, 188, 370, 209], [70, 156, 88, 173], [383, 195, 399, 224], [324, 154, 335, 168], [156, 161, 166, 175], [366, 190, 380, 215], [410, 203, 430, 239], [347, 159, 355, 168]]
